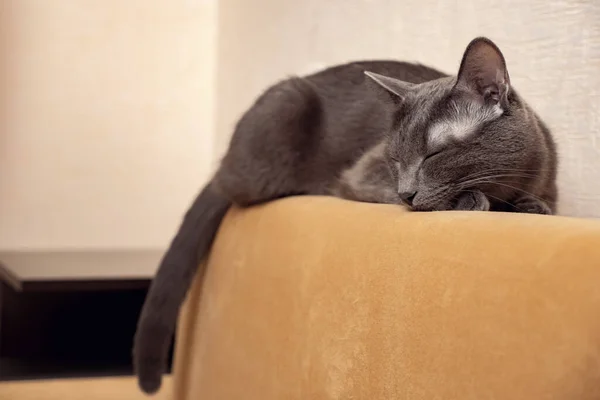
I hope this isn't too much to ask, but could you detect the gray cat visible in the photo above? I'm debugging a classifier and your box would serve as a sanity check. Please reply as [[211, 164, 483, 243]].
[[133, 37, 557, 394]]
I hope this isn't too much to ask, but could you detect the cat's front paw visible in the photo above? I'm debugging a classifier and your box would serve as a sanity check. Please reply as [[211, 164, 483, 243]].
[[454, 190, 490, 211], [514, 196, 553, 215]]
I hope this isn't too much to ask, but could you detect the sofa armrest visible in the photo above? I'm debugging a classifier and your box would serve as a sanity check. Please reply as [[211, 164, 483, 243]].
[[172, 196, 600, 400]]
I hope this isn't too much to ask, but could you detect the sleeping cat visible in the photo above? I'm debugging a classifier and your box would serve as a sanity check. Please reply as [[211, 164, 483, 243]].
[[133, 37, 558, 394]]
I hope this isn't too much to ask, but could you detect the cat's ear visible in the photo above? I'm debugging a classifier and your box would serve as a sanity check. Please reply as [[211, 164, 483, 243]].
[[454, 37, 510, 107], [364, 71, 414, 101]]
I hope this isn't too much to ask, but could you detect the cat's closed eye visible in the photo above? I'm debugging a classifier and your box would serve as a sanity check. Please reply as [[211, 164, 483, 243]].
[[424, 149, 443, 161]]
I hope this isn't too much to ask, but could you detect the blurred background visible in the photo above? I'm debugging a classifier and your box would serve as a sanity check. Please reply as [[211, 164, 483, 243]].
[[0, 0, 598, 385]]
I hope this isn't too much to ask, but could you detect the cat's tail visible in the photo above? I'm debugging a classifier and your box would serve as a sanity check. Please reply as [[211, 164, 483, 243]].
[[133, 181, 231, 394]]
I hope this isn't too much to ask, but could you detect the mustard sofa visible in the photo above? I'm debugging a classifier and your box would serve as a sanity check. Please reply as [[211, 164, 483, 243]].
[[171, 196, 600, 399]]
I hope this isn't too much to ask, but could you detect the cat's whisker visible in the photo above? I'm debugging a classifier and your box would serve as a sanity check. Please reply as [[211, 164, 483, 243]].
[[491, 183, 547, 203], [461, 171, 547, 181], [457, 173, 540, 186], [459, 180, 546, 203], [460, 173, 537, 183], [459, 167, 556, 180], [467, 167, 555, 174], [459, 170, 540, 182]]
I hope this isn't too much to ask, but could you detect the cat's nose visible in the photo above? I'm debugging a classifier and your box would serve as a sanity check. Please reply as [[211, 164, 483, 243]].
[[398, 191, 417, 206]]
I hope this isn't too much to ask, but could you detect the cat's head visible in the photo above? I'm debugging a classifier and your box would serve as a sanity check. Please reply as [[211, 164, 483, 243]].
[[366, 37, 553, 211]]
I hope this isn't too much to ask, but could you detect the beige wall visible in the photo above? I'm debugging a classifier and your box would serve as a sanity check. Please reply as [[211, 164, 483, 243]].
[[216, 0, 600, 218], [0, 0, 217, 250]]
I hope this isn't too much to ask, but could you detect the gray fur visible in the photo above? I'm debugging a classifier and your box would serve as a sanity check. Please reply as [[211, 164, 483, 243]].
[[134, 37, 557, 394]]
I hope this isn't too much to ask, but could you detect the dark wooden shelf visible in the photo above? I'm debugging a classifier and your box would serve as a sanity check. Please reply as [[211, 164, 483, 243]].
[[0, 249, 163, 291], [0, 278, 173, 381]]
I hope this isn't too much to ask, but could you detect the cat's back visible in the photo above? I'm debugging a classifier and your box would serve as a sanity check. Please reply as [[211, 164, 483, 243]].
[[306, 60, 448, 88]]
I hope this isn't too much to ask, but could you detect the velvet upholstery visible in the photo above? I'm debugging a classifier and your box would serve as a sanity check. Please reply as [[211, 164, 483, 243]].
[[172, 196, 600, 399]]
